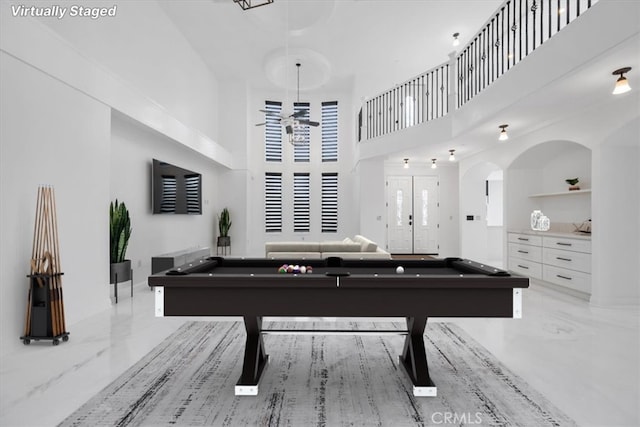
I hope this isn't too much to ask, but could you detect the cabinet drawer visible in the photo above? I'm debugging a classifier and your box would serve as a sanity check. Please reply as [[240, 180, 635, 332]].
[[542, 236, 591, 253], [508, 233, 542, 246], [543, 247, 591, 273], [543, 265, 591, 293], [509, 258, 542, 279], [508, 243, 542, 262]]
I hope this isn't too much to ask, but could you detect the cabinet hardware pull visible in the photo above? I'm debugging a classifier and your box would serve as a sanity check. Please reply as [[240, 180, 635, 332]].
[[557, 274, 572, 280], [517, 237, 529, 241], [517, 265, 529, 269], [518, 250, 529, 254], [556, 257, 572, 262], [556, 242, 572, 246]]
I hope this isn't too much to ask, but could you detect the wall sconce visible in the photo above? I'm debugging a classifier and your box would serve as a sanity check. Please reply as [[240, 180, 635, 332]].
[[452, 32, 460, 47], [449, 149, 456, 161], [403, 158, 409, 169], [431, 158, 437, 169], [612, 67, 632, 95], [498, 124, 509, 141]]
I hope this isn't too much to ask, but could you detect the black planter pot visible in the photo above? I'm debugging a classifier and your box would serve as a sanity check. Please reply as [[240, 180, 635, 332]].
[[217, 236, 231, 247], [110, 260, 132, 284]]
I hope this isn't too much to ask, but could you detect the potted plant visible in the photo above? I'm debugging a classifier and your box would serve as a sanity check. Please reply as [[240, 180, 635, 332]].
[[109, 200, 132, 286], [565, 177, 580, 191], [217, 207, 232, 248]]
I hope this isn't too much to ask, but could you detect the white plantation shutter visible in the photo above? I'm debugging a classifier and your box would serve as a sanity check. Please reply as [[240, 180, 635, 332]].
[[321, 173, 338, 233], [265, 101, 282, 162], [265, 172, 282, 232], [293, 173, 310, 232], [321, 101, 338, 162]]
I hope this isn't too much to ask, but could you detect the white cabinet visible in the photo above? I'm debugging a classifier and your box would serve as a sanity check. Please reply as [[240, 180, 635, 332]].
[[508, 232, 591, 297], [508, 233, 542, 280]]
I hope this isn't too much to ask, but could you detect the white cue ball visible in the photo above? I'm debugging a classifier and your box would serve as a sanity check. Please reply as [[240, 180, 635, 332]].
[[300, 266, 306, 274], [396, 266, 404, 274]]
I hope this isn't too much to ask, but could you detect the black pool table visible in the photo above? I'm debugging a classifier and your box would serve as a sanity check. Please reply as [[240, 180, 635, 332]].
[[148, 256, 529, 397]]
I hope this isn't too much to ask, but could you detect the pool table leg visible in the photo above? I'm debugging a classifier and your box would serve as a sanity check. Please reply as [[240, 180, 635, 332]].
[[235, 316, 269, 396], [399, 317, 437, 397]]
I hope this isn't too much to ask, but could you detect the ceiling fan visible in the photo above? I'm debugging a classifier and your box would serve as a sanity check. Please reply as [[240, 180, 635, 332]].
[[256, 63, 320, 140]]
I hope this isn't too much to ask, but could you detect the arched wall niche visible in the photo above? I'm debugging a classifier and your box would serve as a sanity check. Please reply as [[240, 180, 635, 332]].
[[505, 140, 592, 232]]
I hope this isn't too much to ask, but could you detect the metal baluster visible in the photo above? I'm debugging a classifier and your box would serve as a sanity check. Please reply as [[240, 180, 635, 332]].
[[532, 1, 537, 51], [547, 0, 551, 40], [501, 8, 505, 76], [566, 0, 570, 25], [445, 64, 449, 114]]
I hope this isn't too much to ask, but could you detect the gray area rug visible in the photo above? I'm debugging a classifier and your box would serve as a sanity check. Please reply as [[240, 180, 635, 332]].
[[60, 321, 575, 426]]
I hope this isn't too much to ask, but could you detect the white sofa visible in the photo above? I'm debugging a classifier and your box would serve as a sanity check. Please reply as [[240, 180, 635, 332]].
[[265, 235, 391, 260]]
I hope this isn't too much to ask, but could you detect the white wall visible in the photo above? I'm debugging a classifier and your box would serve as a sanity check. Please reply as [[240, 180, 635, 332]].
[[0, 52, 111, 357], [460, 162, 503, 265], [110, 112, 223, 278], [591, 118, 640, 306]]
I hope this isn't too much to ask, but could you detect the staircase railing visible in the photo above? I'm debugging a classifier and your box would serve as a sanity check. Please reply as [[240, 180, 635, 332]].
[[359, 0, 598, 142]]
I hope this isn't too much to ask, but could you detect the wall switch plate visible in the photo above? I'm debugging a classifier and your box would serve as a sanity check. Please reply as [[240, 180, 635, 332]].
[[466, 215, 474, 221]]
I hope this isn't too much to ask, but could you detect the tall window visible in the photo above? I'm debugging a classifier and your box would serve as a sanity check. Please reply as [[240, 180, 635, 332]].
[[293, 173, 310, 232], [293, 102, 310, 162], [321, 101, 338, 162], [321, 173, 338, 233], [265, 172, 282, 232], [264, 101, 282, 162]]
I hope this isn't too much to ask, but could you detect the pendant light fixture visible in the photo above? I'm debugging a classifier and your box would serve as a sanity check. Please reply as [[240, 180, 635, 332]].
[[448, 149, 456, 161], [498, 124, 509, 141], [612, 67, 632, 95], [431, 159, 437, 169], [452, 32, 460, 47], [403, 158, 409, 169]]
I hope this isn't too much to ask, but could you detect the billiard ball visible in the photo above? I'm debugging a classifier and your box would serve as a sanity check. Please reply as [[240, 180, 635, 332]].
[[287, 266, 294, 273], [306, 266, 313, 273], [396, 266, 404, 274], [300, 266, 307, 274]]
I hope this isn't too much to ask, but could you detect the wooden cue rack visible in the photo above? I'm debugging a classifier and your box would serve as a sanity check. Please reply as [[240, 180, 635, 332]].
[[20, 186, 69, 346]]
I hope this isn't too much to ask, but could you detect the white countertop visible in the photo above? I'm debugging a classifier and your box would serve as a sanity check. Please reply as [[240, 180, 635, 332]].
[[508, 229, 591, 240]]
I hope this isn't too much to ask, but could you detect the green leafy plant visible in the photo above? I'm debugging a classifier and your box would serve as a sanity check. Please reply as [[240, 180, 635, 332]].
[[110, 200, 132, 264], [565, 178, 579, 186], [218, 207, 232, 237]]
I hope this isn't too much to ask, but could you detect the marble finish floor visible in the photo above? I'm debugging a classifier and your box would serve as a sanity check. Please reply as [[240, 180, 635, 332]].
[[1, 282, 638, 427]]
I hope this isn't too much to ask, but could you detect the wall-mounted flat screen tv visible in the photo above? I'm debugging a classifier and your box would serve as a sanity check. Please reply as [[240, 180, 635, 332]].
[[152, 159, 202, 214]]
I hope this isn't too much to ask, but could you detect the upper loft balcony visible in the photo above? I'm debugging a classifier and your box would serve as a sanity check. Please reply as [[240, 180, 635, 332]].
[[356, 0, 639, 161]]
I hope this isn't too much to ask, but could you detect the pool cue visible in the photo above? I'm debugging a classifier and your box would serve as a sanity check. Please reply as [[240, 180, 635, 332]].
[[48, 187, 64, 335], [50, 187, 66, 333], [45, 188, 60, 337]]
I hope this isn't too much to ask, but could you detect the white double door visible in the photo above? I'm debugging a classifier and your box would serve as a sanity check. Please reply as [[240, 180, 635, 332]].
[[387, 176, 439, 254]]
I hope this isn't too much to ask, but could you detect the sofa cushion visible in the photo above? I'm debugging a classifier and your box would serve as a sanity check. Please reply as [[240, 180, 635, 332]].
[[320, 241, 361, 252], [353, 235, 378, 252]]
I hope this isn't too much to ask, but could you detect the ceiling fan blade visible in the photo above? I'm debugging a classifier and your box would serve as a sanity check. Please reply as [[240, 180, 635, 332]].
[[255, 122, 267, 126], [298, 120, 320, 127], [291, 110, 308, 118]]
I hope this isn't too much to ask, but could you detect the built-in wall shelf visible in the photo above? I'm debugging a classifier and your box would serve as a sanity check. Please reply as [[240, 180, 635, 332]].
[[529, 189, 591, 198]]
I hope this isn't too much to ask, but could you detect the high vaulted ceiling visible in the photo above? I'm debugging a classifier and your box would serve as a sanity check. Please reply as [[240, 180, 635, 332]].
[[159, 0, 503, 99]]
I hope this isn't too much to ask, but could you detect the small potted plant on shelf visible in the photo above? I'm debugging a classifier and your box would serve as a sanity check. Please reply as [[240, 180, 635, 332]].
[[217, 207, 232, 249], [109, 199, 132, 285], [565, 178, 580, 191]]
